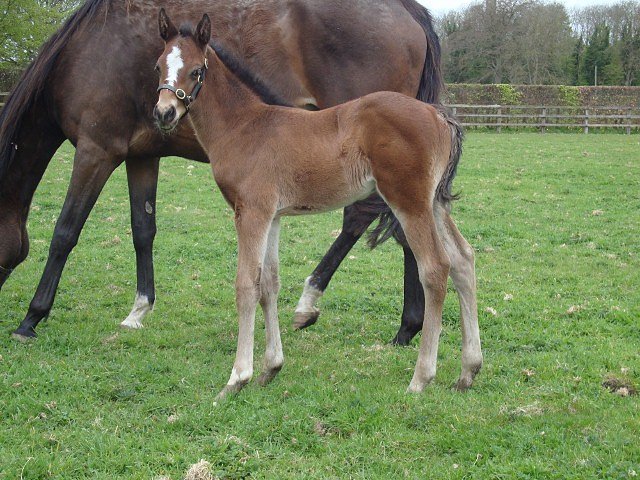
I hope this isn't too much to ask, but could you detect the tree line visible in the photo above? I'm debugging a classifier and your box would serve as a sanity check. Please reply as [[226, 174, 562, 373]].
[[1, 0, 639, 86], [439, 0, 640, 86], [0, 0, 78, 67]]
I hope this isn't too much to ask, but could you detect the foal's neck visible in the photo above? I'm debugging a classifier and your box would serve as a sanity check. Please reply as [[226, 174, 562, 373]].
[[188, 47, 269, 152]]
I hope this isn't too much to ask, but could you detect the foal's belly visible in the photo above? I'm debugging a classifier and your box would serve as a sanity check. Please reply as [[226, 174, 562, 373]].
[[277, 177, 377, 216]]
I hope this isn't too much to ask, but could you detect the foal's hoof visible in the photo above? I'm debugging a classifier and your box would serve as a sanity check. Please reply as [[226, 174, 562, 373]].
[[293, 309, 319, 330], [406, 382, 425, 394], [215, 382, 247, 401], [453, 377, 474, 392], [11, 327, 37, 342], [257, 366, 282, 387]]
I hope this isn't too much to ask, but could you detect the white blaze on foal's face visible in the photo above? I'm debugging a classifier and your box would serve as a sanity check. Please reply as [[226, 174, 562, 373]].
[[165, 45, 183, 86], [155, 42, 188, 129]]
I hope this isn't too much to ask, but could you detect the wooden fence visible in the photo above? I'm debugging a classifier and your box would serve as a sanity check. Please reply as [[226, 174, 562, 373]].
[[449, 104, 639, 134], [0, 93, 638, 133]]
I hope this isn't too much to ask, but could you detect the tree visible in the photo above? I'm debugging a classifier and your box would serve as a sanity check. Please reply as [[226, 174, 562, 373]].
[[582, 24, 612, 85], [619, 21, 640, 85], [0, 0, 79, 68]]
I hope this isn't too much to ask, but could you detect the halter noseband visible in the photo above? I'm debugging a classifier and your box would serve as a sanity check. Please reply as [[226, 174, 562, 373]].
[[157, 57, 208, 113]]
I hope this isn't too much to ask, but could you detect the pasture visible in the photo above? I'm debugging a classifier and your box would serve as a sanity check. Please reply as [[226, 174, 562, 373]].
[[0, 133, 638, 479]]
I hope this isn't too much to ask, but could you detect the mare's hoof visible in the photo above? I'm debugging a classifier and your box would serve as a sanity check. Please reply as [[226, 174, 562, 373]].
[[11, 327, 37, 342], [257, 366, 282, 387], [390, 334, 412, 347], [293, 309, 319, 330], [120, 319, 144, 329]]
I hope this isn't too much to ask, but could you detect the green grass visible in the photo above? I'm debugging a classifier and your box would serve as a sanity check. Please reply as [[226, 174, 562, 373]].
[[1, 133, 639, 479]]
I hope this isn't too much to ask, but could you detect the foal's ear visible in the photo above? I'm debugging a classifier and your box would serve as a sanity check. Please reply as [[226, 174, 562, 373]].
[[159, 8, 178, 41], [196, 13, 212, 47]]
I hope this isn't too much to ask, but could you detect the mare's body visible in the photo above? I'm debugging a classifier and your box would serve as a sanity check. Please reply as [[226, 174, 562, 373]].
[[1, 0, 442, 342]]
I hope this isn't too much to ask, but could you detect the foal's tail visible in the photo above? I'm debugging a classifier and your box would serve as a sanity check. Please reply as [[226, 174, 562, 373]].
[[435, 105, 464, 205]]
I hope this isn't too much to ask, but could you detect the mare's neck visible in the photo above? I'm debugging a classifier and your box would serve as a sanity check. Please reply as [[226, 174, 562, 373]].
[[188, 47, 268, 154]]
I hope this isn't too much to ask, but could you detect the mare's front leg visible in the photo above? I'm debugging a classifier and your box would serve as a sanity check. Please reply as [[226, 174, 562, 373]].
[[217, 208, 274, 399], [12, 139, 123, 340], [257, 218, 284, 386], [121, 158, 159, 329]]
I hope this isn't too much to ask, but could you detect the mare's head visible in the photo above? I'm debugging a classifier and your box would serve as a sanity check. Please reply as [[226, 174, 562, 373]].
[[154, 9, 211, 132]]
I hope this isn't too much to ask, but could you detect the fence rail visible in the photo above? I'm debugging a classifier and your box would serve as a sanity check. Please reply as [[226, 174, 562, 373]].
[[449, 104, 639, 134], [0, 93, 637, 133]]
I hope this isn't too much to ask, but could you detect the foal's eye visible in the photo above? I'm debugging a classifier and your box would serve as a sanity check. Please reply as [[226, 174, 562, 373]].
[[191, 69, 200, 78], [154, 64, 160, 74]]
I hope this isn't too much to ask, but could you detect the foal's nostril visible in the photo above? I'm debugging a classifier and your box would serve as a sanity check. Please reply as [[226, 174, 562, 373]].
[[163, 106, 176, 123]]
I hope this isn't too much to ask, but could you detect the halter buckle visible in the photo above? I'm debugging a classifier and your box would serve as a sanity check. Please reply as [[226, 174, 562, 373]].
[[175, 89, 187, 100]]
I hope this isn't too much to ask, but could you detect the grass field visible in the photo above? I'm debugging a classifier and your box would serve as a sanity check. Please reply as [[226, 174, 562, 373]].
[[1, 133, 639, 479]]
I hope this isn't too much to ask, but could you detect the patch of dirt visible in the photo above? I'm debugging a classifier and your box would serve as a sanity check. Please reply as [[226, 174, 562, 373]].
[[602, 376, 637, 397]]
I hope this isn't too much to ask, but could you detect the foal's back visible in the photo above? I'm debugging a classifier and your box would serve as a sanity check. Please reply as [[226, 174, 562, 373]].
[[254, 92, 452, 214]]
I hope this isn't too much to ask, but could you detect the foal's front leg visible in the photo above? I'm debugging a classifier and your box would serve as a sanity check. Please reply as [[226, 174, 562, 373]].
[[217, 208, 273, 400]]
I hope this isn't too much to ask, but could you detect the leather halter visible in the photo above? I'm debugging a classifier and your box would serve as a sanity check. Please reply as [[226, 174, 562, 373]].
[[157, 57, 208, 113]]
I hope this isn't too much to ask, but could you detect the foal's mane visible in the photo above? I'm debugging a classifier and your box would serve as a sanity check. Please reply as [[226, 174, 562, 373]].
[[178, 24, 291, 108]]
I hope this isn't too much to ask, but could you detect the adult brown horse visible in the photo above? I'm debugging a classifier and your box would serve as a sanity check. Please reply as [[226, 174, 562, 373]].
[[0, 0, 442, 343]]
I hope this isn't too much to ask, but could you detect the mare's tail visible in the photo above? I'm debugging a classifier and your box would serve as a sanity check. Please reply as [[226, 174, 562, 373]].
[[367, 0, 443, 247]]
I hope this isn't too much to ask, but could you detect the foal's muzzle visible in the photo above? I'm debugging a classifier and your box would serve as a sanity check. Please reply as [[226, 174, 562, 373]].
[[154, 104, 177, 128]]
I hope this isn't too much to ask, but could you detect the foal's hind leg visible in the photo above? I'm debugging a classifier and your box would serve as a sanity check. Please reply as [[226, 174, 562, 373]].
[[217, 208, 273, 399], [257, 218, 284, 386], [435, 205, 482, 391], [394, 210, 450, 393]]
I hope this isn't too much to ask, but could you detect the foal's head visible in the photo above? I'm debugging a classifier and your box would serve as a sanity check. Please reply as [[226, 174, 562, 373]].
[[154, 9, 211, 132]]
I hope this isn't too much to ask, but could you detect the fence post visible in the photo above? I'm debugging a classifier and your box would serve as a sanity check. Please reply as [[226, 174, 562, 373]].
[[584, 108, 589, 134], [497, 106, 502, 133], [541, 107, 546, 133], [626, 107, 631, 135]]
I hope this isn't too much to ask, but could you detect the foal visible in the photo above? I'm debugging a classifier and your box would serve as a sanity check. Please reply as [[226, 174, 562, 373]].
[[154, 10, 482, 397]]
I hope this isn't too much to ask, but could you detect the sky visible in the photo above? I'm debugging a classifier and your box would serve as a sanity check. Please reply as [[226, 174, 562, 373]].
[[417, 0, 623, 15]]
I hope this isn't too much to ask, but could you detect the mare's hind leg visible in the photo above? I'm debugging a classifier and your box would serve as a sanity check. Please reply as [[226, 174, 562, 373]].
[[391, 246, 425, 345], [257, 218, 284, 386], [0, 120, 64, 291], [217, 208, 274, 400], [435, 205, 482, 391], [121, 157, 159, 329], [394, 210, 450, 393], [12, 139, 123, 340], [293, 200, 378, 329]]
